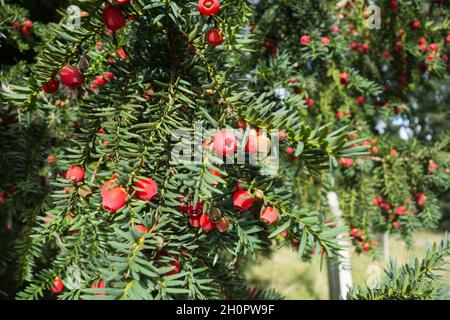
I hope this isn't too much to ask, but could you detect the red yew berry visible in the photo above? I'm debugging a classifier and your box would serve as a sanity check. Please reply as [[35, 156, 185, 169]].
[[116, 48, 127, 60], [23, 20, 33, 28], [446, 34, 450, 44], [134, 177, 158, 201], [12, 22, 20, 30], [209, 169, 221, 187], [336, 111, 344, 120], [215, 218, 229, 233], [21, 26, 30, 37], [103, 6, 126, 32], [65, 166, 85, 183], [349, 42, 359, 50], [50, 277, 64, 293], [392, 221, 401, 229], [339, 72, 348, 85], [426, 55, 435, 61], [206, 28, 224, 46], [360, 43, 369, 54], [278, 130, 287, 141], [114, 0, 130, 4], [357, 96, 365, 104], [389, 0, 398, 10], [101, 180, 127, 213], [260, 206, 278, 225], [306, 98, 314, 106], [43, 78, 60, 94], [60, 66, 84, 88], [286, 146, 294, 155], [361, 243, 371, 252], [428, 43, 438, 51], [91, 279, 106, 296], [200, 214, 215, 232], [428, 161, 438, 171], [47, 155, 56, 164], [292, 239, 300, 251], [232, 190, 254, 211], [135, 224, 147, 233], [395, 206, 406, 215], [300, 35, 311, 45], [198, 0, 220, 16], [236, 118, 247, 129], [390, 149, 398, 156], [331, 25, 339, 33], [371, 240, 377, 246], [339, 158, 354, 167], [143, 89, 154, 100], [43, 214, 55, 225], [189, 216, 201, 228], [321, 37, 330, 45], [166, 260, 182, 276], [415, 193, 425, 206], [350, 228, 362, 238], [245, 129, 258, 154], [213, 129, 236, 156], [371, 146, 379, 154], [373, 195, 383, 206], [280, 230, 289, 238], [263, 39, 273, 49], [411, 20, 421, 29]]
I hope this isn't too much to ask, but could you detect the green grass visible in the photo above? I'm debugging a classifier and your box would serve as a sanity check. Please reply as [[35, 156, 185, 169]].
[[245, 231, 449, 300]]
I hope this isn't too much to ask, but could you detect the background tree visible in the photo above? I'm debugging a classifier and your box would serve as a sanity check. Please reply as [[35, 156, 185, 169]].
[[0, 0, 448, 300], [243, 0, 449, 252]]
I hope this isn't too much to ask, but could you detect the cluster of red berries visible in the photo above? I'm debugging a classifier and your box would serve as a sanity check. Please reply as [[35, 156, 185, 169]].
[[198, 1, 223, 47], [232, 187, 278, 225], [299, 34, 332, 47], [51, 277, 108, 295], [211, 126, 272, 158], [349, 41, 369, 54], [417, 37, 441, 62], [0, 186, 16, 206], [12, 20, 32, 37], [90, 72, 115, 90], [373, 195, 414, 229], [177, 190, 229, 233], [349, 228, 377, 252], [42, 65, 84, 94], [339, 72, 349, 85], [288, 79, 316, 106], [101, 177, 158, 213]]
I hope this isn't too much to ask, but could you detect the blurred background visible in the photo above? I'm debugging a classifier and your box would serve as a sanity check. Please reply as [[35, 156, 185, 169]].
[[246, 231, 449, 299]]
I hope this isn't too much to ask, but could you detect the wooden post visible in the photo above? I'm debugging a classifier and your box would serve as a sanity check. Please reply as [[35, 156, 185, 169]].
[[381, 231, 389, 261], [326, 191, 353, 300]]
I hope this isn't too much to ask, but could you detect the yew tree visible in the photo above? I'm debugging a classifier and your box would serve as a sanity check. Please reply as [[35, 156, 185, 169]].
[[0, 0, 449, 300]]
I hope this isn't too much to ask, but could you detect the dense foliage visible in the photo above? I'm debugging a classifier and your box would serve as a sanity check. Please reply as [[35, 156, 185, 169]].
[[0, 0, 448, 300]]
